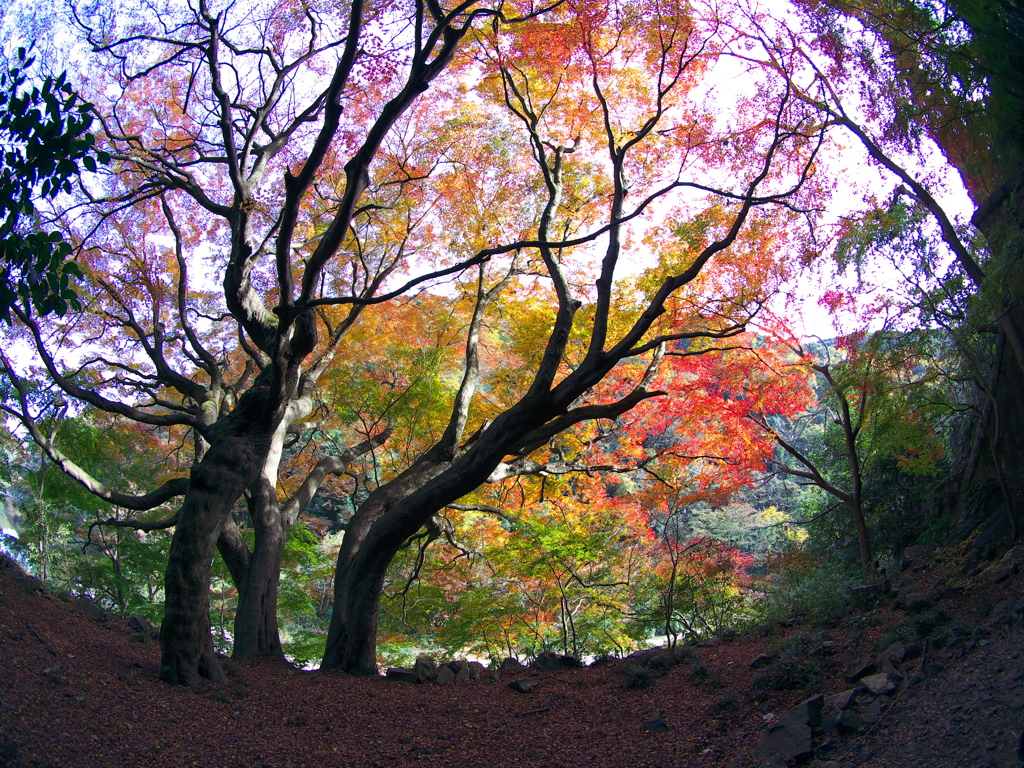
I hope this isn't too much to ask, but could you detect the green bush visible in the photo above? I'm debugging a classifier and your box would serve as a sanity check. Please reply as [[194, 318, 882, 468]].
[[747, 547, 860, 629], [751, 659, 822, 693]]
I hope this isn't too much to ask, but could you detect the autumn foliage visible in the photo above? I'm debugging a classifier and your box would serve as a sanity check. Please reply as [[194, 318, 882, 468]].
[[8, 0, 977, 683]]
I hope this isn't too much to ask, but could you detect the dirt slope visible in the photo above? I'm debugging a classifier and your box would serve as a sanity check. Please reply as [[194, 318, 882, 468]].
[[2, 547, 1023, 768]]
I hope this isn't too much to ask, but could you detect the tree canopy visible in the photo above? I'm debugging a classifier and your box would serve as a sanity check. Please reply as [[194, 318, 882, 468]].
[[0, 0, 1014, 681]]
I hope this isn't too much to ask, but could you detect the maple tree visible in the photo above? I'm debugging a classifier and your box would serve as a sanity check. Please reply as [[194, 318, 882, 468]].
[[0, 0, 829, 684], [370, 333, 812, 660], [748, 310, 952, 569]]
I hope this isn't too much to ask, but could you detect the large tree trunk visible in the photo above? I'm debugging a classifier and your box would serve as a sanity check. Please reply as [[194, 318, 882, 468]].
[[231, 478, 289, 662], [321, 530, 392, 674], [217, 401, 378, 666], [321, 477, 429, 673], [159, 435, 267, 683], [159, 379, 276, 685], [320, 414, 531, 672], [951, 173, 1024, 548]]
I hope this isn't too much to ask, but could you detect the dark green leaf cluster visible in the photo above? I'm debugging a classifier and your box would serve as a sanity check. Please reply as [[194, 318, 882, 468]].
[[0, 47, 109, 321]]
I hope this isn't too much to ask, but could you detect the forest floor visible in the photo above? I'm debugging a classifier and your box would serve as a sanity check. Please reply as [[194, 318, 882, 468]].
[[2, 541, 1024, 768]]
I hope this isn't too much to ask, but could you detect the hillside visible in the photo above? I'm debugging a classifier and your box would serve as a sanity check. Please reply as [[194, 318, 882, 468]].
[[2, 545, 1024, 768]]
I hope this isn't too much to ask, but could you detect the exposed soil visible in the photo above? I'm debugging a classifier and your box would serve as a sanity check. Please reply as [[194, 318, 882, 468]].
[[2, 544, 1023, 768]]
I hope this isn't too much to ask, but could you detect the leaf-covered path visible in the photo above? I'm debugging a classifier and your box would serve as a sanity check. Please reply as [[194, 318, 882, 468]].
[[3, 550, 1024, 768]]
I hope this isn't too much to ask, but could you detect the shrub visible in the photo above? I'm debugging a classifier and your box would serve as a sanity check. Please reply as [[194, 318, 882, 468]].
[[623, 660, 658, 689], [712, 691, 740, 712], [912, 609, 950, 639], [747, 547, 859, 629], [751, 659, 822, 693]]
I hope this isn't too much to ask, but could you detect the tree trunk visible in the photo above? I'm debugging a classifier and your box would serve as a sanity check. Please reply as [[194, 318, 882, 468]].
[[159, 438, 263, 683], [320, 412, 533, 671], [159, 379, 275, 685], [849, 498, 872, 572], [321, 533, 392, 674], [231, 478, 289, 662]]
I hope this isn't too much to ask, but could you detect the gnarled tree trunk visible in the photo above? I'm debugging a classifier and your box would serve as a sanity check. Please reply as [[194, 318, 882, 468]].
[[159, 386, 274, 683]]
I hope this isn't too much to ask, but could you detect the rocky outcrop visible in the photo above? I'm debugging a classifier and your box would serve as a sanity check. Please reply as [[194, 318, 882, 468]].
[[747, 635, 925, 766], [385, 656, 491, 685], [531, 650, 582, 671]]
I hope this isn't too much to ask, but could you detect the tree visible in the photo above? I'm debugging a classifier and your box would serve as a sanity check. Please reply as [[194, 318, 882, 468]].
[[0, 0, 827, 683], [750, 315, 951, 569], [0, 407, 176, 616], [371, 331, 811, 661], [0, 47, 107, 320], [785, 0, 1024, 540]]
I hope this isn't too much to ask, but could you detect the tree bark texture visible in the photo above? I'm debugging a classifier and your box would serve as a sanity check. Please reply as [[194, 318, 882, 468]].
[[159, 380, 275, 684], [230, 477, 289, 662], [952, 174, 1024, 544]]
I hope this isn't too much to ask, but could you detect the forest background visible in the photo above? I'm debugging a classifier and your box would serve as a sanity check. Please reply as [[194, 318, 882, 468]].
[[0, 0, 1021, 682]]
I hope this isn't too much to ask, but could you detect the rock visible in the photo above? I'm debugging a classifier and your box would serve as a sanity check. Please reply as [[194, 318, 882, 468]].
[[13, 575, 46, 595], [752, 719, 813, 764], [902, 592, 930, 613], [860, 672, 897, 695], [750, 653, 777, 669], [436, 665, 456, 685], [414, 655, 438, 683], [456, 664, 471, 682], [812, 641, 839, 656], [878, 642, 906, 664], [43, 666, 67, 686], [385, 667, 419, 683], [0, 736, 20, 766], [902, 546, 929, 570], [643, 714, 669, 733], [73, 598, 107, 621], [756, 755, 787, 768], [468, 661, 485, 680], [907, 671, 928, 687], [127, 615, 153, 636], [861, 698, 885, 726], [984, 563, 1016, 584], [508, 678, 541, 693], [845, 659, 877, 683], [822, 708, 859, 735], [824, 688, 863, 712], [852, 580, 889, 601], [878, 657, 905, 681], [778, 694, 824, 728], [532, 650, 581, 670], [993, 598, 1015, 617], [532, 651, 568, 671], [499, 657, 526, 674]]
